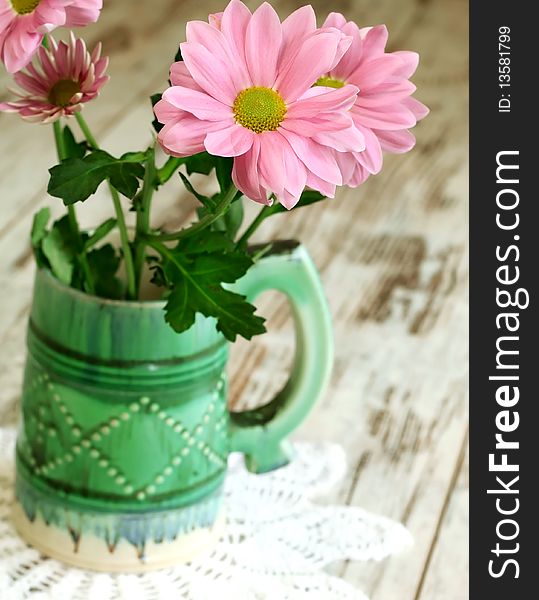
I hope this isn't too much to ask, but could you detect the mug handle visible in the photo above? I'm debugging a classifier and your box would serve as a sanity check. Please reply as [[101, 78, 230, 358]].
[[229, 241, 334, 473]]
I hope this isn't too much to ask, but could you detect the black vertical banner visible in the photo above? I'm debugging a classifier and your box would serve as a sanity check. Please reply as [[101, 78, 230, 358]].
[[470, 2, 537, 598]]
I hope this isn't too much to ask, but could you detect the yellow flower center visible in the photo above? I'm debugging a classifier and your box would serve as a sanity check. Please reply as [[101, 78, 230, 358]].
[[314, 76, 346, 89], [233, 87, 286, 134], [10, 0, 41, 15], [48, 80, 81, 107]]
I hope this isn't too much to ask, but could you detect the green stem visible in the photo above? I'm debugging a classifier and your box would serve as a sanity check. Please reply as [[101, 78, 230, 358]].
[[52, 120, 95, 294], [75, 112, 137, 299], [237, 204, 275, 248], [145, 184, 238, 243], [110, 186, 137, 298], [133, 146, 156, 297], [157, 157, 185, 185], [75, 112, 98, 149]]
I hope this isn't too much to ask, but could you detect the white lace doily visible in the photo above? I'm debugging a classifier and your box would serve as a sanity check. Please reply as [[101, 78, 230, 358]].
[[0, 427, 412, 599]]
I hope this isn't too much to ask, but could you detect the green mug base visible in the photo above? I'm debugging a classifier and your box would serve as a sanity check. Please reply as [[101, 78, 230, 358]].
[[12, 502, 225, 572]]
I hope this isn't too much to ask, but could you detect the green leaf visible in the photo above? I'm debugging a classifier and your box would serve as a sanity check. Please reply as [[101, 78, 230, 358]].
[[160, 243, 266, 341], [184, 152, 215, 176], [150, 93, 163, 133], [63, 125, 87, 159], [48, 149, 145, 205], [179, 231, 235, 255], [83, 218, 117, 250], [173, 46, 183, 63], [179, 172, 217, 212], [215, 156, 233, 192], [41, 216, 78, 285], [224, 197, 244, 239], [30, 207, 50, 248], [86, 244, 123, 299]]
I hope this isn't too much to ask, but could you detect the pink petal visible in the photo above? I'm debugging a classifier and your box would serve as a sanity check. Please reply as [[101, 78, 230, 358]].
[[276, 31, 343, 102], [352, 123, 383, 173], [158, 116, 221, 157], [154, 97, 186, 123], [360, 25, 388, 56], [282, 112, 355, 137], [257, 131, 286, 197], [1, 26, 41, 73], [220, 0, 251, 68], [348, 163, 371, 187], [186, 20, 249, 90], [287, 84, 358, 119], [209, 12, 223, 29], [350, 54, 405, 89], [65, 0, 102, 27], [391, 51, 419, 78], [245, 2, 282, 87], [181, 42, 238, 105], [334, 151, 358, 185], [204, 124, 254, 157], [281, 138, 308, 208], [403, 96, 430, 120], [34, 4, 67, 30], [328, 28, 354, 72], [37, 45, 60, 80], [162, 86, 232, 122], [305, 172, 337, 198], [313, 125, 366, 153], [329, 22, 363, 80], [356, 79, 417, 107], [323, 13, 348, 29], [232, 139, 269, 204], [0, 7, 15, 31], [280, 129, 342, 185], [375, 128, 416, 153], [352, 103, 416, 130], [279, 5, 316, 67], [13, 71, 48, 95], [170, 61, 204, 91]]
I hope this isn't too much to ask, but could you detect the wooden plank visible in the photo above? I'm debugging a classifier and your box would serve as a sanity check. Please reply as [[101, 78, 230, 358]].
[[417, 440, 469, 600]]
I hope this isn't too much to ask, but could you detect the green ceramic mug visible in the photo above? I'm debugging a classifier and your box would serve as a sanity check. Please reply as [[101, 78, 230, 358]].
[[13, 241, 333, 571]]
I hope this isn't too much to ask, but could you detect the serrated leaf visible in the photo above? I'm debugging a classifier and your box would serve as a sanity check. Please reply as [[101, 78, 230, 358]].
[[179, 231, 235, 255], [83, 218, 117, 250], [48, 149, 145, 205], [63, 125, 87, 159], [179, 172, 217, 211], [41, 216, 78, 285], [160, 244, 265, 341], [165, 282, 195, 332], [185, 152, 215, 176], [31, 207, 50, 247]]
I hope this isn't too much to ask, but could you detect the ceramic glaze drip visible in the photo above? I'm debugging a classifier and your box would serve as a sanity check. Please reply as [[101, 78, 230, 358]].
[[16, 473, 222, 560]]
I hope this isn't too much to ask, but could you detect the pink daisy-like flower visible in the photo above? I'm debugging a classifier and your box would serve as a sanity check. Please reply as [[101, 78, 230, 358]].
[[155, 1, 366, 209], [314, 13, 429, 187], [0, 0, 102, 73], [0, 33, 108, 122]]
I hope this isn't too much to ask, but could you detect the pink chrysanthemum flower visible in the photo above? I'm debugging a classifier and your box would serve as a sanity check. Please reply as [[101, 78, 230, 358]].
[[0, 33, 108, 122], [155, 1, 366, 209], [314, 13, 429, 187], [0, 0, 102, 73]]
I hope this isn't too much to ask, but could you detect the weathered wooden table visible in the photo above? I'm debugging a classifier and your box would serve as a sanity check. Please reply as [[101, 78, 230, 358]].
[[0, 0, 468, 598]]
